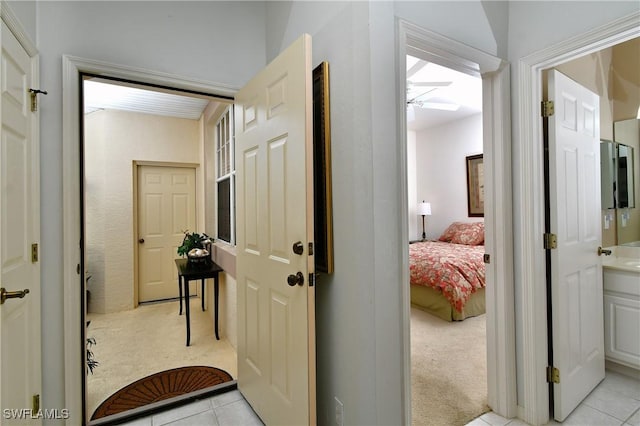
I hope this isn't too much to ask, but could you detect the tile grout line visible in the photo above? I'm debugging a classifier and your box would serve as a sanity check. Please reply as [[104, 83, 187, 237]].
[[622, 405, 640, 425]]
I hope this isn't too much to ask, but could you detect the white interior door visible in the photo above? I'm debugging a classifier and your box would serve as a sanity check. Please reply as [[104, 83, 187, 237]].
[[0, 22, 41, 424], [234, 34, 316, 425], [138, 165, 196, 302], [547, 69, 604, 421]]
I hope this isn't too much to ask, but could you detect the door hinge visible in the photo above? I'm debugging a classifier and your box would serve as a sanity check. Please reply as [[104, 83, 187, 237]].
[[29, 88, 48, 112], [544, 233, 557, 250], [546, 366, 560, 384], [31, 243, 39, 263], [32, 394, 40, 411], [541, 100, 555, 117], [483, 254, 491, 264]]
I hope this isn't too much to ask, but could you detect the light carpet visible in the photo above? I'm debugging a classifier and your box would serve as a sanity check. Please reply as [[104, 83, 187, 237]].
[[86, 298, 237, 420], [411, 306, 489, 426]]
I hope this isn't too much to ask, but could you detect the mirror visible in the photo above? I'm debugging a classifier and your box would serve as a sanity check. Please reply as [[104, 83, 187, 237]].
[[600, 140, 635, 209], [617, 143, 634, 208]]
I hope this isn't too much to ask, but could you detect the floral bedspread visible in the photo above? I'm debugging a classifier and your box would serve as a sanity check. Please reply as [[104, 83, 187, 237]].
[[409, 241, 486, 312]]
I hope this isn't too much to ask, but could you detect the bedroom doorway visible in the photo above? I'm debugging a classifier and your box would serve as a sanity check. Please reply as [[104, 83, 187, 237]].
[[398, 19, 516, 424], [405, 54, 488, 425]]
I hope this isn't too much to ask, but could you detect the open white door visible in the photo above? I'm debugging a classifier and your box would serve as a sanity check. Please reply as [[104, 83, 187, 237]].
[[547, 69, 604, 422], [234, 34, 316, 425], [0, 21, 42, 424]]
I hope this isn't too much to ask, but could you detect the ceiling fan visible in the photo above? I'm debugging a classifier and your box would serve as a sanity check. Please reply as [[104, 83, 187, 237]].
[[406, 59, 461, 118]]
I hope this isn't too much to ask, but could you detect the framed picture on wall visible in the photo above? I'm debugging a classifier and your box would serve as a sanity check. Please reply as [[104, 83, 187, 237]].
[[313, 61, 334, 274], [466, 154, 484, 217]]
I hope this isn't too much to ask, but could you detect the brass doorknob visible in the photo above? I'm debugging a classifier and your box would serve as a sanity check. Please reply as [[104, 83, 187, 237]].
[[0, 287, 30, 304]]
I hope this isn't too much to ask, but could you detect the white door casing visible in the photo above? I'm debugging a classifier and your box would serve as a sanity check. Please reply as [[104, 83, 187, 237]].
[[397, 20, 516, 422], [547, 69, 604, 422], [137, 165, 197, 302], [234, 34, 315, 425], [0, 20, 41, 424]]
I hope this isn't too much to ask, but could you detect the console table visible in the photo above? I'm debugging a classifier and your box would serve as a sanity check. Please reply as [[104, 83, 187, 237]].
[[174, 258, 224, 346]]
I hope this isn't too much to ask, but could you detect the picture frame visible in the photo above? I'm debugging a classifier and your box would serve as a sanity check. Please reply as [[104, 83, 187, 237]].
[[466, 154, 484, 217], [313, 61, 334, 274]]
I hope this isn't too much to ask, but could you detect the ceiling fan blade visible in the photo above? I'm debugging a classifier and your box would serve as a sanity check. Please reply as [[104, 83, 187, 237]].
[[407, 104, 416, 122], [419, 102, 460, 111], [406, 59, 428, 79], [408, 81, 452, 87]]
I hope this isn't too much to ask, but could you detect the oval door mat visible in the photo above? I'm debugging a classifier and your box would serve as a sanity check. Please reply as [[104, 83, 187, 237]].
[[91, 365, 233, 420]]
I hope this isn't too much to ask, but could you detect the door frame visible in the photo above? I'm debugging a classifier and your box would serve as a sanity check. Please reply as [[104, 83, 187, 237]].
[[396, 20, 516, 421], [133, 161, 199, 306], [517, 11, 640, 426], [61, 55, 237, 424]]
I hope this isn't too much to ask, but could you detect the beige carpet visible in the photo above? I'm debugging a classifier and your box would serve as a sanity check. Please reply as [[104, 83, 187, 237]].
[[86, 298, 237, 420], [411, 307, 489, 426]]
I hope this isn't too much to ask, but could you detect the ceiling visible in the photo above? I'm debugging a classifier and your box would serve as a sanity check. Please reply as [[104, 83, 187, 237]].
[[84, 58, 482, 130], [83, 78, 212, 120], [406, 55, 482, 131]]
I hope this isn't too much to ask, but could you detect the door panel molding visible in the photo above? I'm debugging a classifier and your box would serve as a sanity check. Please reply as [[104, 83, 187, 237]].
[[517, 11, 640, 426]]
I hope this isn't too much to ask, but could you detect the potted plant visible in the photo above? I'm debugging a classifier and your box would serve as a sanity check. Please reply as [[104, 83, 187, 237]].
[[177, 230, 213, 265], [86, 321, 99, 375]]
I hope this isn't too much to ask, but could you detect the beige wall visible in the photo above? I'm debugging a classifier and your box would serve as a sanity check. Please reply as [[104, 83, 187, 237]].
[[205, 270, 237, 351], [612, 38, 640, 122], [85, 109, 201, 313], [613, 38, 640, 245]]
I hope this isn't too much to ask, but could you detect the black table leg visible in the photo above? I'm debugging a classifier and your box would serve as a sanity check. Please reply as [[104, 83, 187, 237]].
[[184, 278, 191, 346], [214, 272, 219, 340], [201, 278, 205, 311], [178, 275, 183, 316]]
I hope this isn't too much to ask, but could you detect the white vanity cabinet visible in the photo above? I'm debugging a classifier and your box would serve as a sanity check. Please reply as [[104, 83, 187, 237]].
[[603, 267, 640, 371]]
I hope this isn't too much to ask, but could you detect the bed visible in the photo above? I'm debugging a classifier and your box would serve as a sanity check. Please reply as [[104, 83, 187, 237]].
[[409, 222, 486, 321]]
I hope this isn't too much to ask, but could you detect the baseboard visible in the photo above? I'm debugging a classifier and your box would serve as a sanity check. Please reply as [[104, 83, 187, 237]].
[[606, 360, 640, 380]]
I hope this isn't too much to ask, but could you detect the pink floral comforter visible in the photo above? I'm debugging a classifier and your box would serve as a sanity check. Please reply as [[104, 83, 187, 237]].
[[409, 241, 486, 312]]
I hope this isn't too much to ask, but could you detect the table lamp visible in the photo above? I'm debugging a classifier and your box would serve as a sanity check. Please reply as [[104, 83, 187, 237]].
[[417, 201, 432, 241]]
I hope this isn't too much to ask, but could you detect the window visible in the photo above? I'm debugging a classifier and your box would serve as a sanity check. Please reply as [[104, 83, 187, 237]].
[[216, 107, 235, 244]]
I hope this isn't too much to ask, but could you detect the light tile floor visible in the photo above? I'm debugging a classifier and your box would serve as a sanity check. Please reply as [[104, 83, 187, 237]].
[[467, 371, 640, 426], [119, 390, 263, 426], [119, 370, 639, 426]]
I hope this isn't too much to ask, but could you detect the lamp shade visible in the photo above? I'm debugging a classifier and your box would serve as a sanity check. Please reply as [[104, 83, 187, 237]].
[[417, 201, 432, 216]]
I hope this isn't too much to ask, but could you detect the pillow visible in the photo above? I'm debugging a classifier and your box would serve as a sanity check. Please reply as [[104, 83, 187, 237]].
[[438, 222, 484, 245]]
